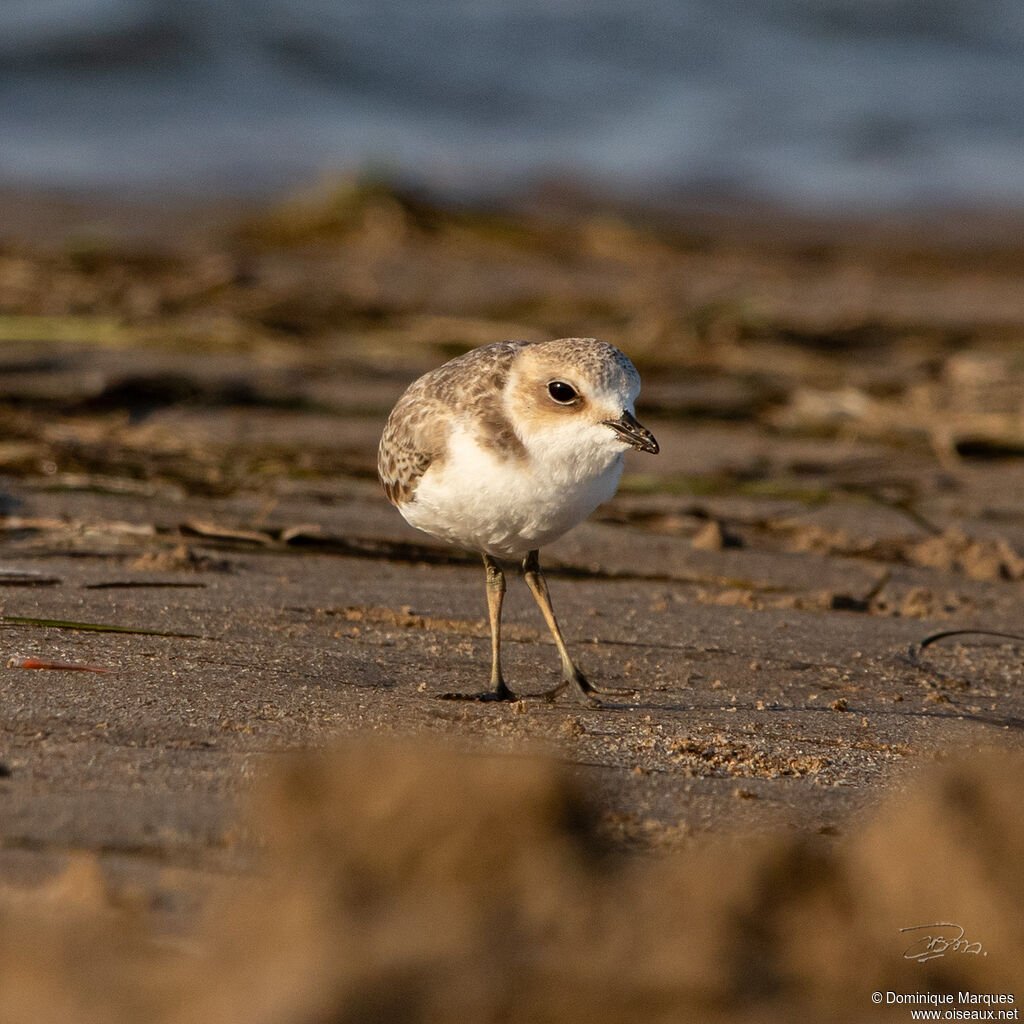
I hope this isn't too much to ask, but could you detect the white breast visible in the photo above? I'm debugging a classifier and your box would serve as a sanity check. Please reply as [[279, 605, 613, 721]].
[[398, 423, 625, 560]]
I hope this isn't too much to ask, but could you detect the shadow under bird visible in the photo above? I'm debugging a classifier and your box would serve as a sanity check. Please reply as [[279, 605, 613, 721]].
[[378, 338, 659, 705]]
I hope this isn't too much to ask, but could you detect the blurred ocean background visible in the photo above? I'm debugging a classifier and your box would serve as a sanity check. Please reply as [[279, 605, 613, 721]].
[[2, 0, 1023, 210]]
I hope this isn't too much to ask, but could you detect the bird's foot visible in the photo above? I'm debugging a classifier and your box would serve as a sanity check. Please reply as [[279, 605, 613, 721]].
[[535, 678, 597, 706], [438, 679, 519, 703], [583, 680, 639, 698], [534, 669, 636, 707]]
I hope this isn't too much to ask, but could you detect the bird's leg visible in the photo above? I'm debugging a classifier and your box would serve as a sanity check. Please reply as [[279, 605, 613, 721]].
[[482, 554, 516, 699], [521, 550, 635, 705], [439, 554, 518, 702]]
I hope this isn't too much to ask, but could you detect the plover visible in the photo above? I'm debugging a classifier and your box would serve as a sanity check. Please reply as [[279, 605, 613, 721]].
[[378, 338, 659, 704]]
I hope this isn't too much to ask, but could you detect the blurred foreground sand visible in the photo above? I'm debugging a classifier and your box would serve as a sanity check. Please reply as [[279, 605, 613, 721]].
[[0, 741, 1021, 1023]]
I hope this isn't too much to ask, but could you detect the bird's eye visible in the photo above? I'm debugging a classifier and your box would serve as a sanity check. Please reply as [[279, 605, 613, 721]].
[[547, 380, 578, 404]]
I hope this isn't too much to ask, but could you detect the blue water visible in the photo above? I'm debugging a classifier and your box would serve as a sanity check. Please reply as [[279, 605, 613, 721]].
[[2, 0, 1023, 210]]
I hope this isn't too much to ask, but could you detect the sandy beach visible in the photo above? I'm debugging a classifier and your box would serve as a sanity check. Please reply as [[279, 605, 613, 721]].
[[1, 181, 1023, 1020]]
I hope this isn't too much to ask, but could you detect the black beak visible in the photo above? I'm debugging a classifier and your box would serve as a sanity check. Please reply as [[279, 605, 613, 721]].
[[602, 409, 659, 454]]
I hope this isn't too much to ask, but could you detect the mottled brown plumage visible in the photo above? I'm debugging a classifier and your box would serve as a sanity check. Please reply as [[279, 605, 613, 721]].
[[377, 340, 528, 505]]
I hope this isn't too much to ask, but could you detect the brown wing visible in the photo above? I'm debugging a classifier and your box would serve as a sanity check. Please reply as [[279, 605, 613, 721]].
[[377, 386, 449, 505], [376, 341, 529, 505]]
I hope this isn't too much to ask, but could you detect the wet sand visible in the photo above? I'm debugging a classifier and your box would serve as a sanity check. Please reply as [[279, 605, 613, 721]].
[[1, 181, 1023, 1019]]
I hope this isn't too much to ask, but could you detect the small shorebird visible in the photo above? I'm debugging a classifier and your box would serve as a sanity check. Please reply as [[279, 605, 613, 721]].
[[378, 338, 659, 704]]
